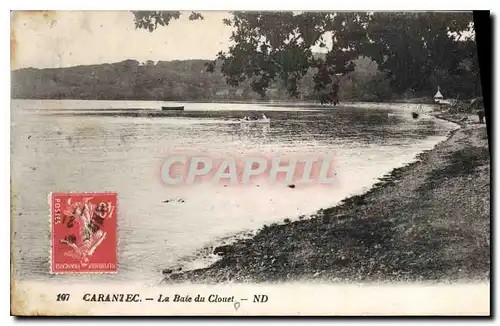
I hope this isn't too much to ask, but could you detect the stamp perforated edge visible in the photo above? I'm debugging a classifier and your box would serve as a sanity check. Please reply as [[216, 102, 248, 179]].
[[48, 192, 119, 275]]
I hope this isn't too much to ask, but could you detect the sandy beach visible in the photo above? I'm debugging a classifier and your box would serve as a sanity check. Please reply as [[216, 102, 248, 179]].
[[166, 113, 490, 284]]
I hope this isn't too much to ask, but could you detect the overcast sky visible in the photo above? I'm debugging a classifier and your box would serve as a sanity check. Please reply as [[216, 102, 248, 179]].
[[11, 11, 237, 69]]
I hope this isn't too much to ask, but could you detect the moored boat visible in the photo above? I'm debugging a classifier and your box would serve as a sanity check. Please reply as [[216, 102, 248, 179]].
[[161, 106, 184, 111]]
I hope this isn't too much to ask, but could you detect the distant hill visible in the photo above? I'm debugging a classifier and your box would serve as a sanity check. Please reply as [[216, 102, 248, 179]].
[[11, 56, 387, 101]]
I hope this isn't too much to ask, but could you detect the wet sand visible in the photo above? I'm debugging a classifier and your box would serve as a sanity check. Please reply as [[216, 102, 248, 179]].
[[165, 114, 490, 284]]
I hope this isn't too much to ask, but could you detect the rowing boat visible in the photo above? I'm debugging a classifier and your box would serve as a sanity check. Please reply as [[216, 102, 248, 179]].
[[239, 118, 270, 124]]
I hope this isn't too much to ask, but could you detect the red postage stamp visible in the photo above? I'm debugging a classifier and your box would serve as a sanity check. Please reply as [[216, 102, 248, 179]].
[[50, 193, 117, 273]]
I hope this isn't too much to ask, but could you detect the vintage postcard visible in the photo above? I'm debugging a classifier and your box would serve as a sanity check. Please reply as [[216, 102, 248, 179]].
[[10, 10, 490, 316]]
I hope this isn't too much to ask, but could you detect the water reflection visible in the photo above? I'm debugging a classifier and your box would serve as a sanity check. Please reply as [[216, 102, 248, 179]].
[[45, 106, 443, 148]]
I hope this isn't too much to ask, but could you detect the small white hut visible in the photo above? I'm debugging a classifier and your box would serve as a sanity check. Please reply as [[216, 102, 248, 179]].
[[434, 86, 444, 102]]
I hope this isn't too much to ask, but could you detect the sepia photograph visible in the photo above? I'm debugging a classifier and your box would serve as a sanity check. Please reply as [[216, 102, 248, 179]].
[[10, 9, 491, 316]]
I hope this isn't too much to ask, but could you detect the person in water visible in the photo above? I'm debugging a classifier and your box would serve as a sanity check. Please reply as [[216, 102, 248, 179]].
[[477, 110, 485, 124]]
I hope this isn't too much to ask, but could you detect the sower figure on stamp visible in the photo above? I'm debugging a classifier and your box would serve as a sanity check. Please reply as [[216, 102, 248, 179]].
[[60, 197, 110, 266]]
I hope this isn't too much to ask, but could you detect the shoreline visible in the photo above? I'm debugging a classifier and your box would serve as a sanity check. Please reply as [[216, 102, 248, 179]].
[[165, 113, 490, 284]]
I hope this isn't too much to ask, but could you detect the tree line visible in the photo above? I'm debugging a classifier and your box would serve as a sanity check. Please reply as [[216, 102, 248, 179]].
[[134, 11, 482, 102], [11, 56, 398, 102]]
